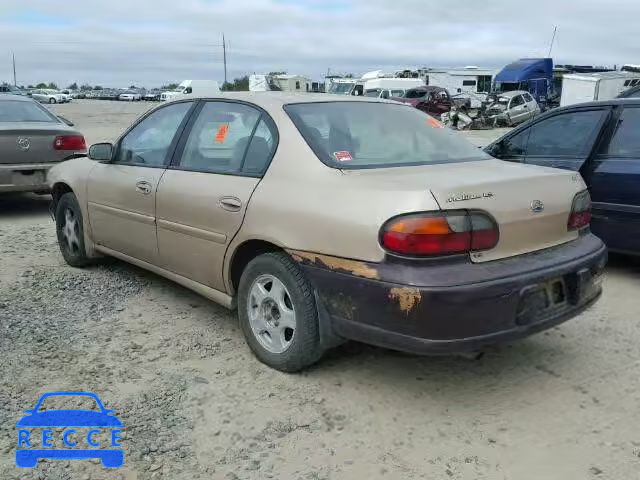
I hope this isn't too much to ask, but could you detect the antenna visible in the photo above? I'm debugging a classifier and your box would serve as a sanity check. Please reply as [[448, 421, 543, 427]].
[[547, 25, 558, 57]]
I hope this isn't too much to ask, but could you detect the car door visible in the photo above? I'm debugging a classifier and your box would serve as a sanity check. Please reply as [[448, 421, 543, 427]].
[[507, 94, 527, 124], [522, 92, 538, 121], [585, 105, 640, 253], [156, 100, 277, 291], [487, 107, 611, 171], [87, 100, 195, 264]]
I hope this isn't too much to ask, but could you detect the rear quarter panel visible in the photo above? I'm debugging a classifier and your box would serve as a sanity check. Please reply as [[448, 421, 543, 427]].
[[225, 108, 441, 289]]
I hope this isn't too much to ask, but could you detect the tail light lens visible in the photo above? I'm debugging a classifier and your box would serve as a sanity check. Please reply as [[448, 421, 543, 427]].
[[53, 135, 86, 151], [381, 211, 499, 256], [568, 190, 592, 231]]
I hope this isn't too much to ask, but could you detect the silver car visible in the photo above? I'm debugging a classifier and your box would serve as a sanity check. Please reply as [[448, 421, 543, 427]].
[[486, 90, 541, 126], [31, 89, 67, 104], [0, 95, 86, 194]]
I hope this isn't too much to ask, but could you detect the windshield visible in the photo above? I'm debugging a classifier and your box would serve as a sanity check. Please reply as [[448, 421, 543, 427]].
[[328, 82, 354, 94], [174, 86, 186, 92], [0, 100, 58, 122], [285, 102, 490, 169]]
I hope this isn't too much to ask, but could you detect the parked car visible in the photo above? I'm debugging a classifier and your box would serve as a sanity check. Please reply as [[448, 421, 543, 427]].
[[61, 89, 86, 99], [48, 94, 605, 371], [364, 88, 406, 99], [31, 89, 67, 104], [485, 98, 640, 254], [483, 91, 540, 126], [617, 85, 640, 98], [144, 89, 162, 101], [391, 86, 453, 118], [119, 91, 142, 101], [0, 83, 26, 96], [0, 95, 86, 194]]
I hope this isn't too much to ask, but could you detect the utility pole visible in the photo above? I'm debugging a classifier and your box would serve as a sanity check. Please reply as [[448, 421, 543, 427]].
[[222, 33, 227, 85], [547, 25, 558, 58], [12, 52, 17, 86]]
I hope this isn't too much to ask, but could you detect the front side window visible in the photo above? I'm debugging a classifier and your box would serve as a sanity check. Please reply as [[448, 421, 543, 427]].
[[114, 101, 193, 166], [523, 93, 534, 103], [285, 102, 490, 169], [600, 108, 640, 157], [177, 101, 275, 175], [364, 89, 381, 98], [509, 95, 524, 108], [404, 89, 426, 99], [525, 110, 607, 157], [0, 100, 58, 122]]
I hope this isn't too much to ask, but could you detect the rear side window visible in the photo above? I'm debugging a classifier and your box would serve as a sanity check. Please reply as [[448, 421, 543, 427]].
[[524, 110, 607, 157], [600, 108, 640, 157], [0, 100, 57, 122], [177, 101, 276, 175], [285, 102, 490, 169]]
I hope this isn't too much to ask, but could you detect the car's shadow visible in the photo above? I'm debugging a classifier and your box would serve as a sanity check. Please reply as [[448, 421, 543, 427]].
[[0, 193, 51, 219]]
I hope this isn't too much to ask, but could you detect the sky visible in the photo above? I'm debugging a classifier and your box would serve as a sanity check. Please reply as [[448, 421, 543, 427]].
[[0, 0, 637, 88]]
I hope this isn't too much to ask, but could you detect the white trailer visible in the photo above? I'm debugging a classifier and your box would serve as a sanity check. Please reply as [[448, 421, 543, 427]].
[[560, 71, 640, 106], [425, 66, 495, 107]]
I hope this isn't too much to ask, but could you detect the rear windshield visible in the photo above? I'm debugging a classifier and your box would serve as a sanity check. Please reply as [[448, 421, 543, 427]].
[[0, 100, 58, 122], [284, 102, 490, 169]]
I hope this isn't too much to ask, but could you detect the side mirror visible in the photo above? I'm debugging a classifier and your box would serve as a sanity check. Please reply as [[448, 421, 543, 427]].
[[88, 142, 113, 162], [24, 409, 35, 414], [58, 116, 74, 127]]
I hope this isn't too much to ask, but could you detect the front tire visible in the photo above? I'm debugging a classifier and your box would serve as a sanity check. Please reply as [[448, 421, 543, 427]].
[[238, 252, 324, 372], [55, 192, 90, 267], [49, 97, 56, 104]]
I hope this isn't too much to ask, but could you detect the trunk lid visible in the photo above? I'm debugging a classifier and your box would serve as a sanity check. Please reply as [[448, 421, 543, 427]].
[[0, 123, 76, 165], [425, 159, 584, 262]]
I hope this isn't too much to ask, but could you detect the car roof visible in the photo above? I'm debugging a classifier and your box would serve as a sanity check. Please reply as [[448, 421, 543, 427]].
[[174, 92, 388, 109], [555, 97, 640, 109], [495, 91, 530, 98]]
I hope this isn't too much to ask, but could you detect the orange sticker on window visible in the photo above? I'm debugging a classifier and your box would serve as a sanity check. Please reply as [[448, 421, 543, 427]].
[[426, 117, 444, 129], [215, 124, 230, 143]]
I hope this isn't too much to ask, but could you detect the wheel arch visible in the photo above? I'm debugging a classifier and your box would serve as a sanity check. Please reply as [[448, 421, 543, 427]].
[[50, 182, 74, 212], [228, 239, 289, 294]]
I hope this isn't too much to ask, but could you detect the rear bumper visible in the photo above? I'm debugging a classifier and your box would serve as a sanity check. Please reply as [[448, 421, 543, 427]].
[[297, 234, 607, 354], [0, 163, 54, 193]]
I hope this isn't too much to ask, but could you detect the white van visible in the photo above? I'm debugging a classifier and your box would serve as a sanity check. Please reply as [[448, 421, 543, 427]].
[[160, 80, 221, 101]]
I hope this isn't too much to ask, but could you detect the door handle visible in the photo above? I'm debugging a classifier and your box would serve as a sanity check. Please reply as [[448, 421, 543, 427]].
[[135, 181, 152, 195], [219, 196, 242, 212]]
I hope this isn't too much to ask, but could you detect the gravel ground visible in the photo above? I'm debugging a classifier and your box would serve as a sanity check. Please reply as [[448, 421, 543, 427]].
[[1, 100, 640, 479]]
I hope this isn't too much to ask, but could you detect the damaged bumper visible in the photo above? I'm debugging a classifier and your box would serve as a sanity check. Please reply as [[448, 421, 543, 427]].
[[290, 234, 607, 354]]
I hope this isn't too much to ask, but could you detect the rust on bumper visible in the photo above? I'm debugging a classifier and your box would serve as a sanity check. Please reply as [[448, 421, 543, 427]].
[[289, 235, 607, 354]]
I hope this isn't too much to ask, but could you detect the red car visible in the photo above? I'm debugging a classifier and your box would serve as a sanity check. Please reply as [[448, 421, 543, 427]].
[[391, 86, 453, 118]]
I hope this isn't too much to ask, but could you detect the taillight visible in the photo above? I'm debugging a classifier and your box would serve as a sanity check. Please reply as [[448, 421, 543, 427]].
[[53, 135, 86, 151], [380, 211, 499, 256], [568, 190, 591, 231]]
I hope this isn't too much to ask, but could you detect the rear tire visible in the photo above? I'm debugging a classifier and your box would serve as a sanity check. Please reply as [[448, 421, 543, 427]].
[[238, 252, 324, 372], [55, 192, 91, 267]]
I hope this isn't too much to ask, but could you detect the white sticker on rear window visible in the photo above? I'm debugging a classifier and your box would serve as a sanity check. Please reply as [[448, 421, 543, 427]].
[[333, 151, 353, 162]]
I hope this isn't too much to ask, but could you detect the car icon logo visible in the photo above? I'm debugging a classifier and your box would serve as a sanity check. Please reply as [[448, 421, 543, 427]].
[[17, 138, 30, 151], [15, 391, 124, 468], [530, 200, 544, 213]]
